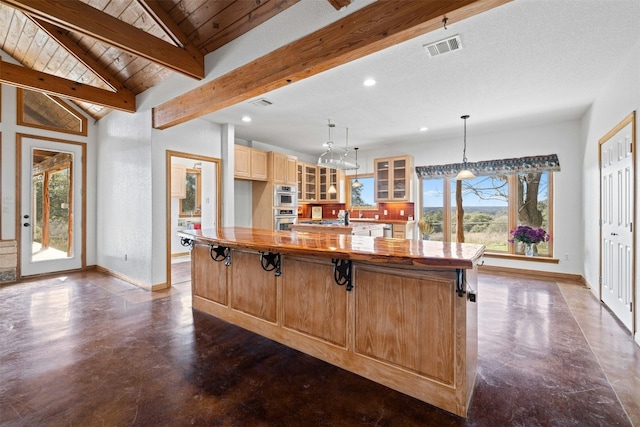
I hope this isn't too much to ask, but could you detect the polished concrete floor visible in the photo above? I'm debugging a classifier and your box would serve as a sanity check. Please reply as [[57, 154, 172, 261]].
[[1, 266, 639, 426]]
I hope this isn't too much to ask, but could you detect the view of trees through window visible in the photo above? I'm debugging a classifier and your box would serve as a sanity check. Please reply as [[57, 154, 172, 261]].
[[421, 172, 551, 255], [33, 168, 71, 253]]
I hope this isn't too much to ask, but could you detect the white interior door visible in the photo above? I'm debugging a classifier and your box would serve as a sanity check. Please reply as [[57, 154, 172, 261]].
[[20, 137, 83, 276], [600, 122, 634, 332]]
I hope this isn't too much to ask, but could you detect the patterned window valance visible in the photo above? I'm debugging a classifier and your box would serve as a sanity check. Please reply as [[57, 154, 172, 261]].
[[415, 154, 560, 179]]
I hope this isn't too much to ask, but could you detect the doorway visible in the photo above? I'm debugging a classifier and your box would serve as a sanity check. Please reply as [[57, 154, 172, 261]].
[[599, 112, 636, 333], [17, 135, 85, 277], [166, 150, 221, 288]]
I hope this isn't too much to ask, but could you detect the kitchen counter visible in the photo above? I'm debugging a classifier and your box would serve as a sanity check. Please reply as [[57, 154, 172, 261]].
[[179, 227, 483, 417], [180, 227, 482, 269]]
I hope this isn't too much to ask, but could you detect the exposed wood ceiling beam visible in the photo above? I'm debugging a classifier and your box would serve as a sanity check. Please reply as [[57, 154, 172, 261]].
[[1, 0, 204, 80], [326, 0, 351, 11], [137, 0, 203, 61], [32, 18, 133, 95], [0, 58, 136, 112], [152, 0, 510, 130]]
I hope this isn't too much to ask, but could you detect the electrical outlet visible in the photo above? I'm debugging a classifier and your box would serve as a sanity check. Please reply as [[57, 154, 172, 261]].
[[124, 254, 128, 261], [332, 210, 335, 215], [400, 210, 404, 216], [563, 253, 570, 261], [383, 210, 388, 216]]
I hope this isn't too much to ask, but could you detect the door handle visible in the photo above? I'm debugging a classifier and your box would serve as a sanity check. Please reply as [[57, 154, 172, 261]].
[[23, 223, 31, 227]]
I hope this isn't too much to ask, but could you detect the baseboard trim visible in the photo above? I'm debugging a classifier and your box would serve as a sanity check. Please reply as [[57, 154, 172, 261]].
[[94, 266, 167, 291], [480, 264, 586, 285]]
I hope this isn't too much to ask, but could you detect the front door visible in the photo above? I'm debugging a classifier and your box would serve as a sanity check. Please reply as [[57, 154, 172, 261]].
[[19, 135, 84, 276], [600, 115, 635, 332]]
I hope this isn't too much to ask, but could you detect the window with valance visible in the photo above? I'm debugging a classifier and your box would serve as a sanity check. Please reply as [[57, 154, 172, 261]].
[[416, 154, 560, 258]]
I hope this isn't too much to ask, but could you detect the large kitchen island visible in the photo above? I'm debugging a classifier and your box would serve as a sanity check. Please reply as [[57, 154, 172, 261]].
[[178, 227, 484, 417]]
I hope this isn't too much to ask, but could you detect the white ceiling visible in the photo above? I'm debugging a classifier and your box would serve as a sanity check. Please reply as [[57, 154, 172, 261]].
[[201, 0, 640, 157]]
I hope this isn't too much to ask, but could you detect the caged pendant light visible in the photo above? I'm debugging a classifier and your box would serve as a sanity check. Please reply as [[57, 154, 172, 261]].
[[455, 115, 476, 180], [317, 120, 358, 170]]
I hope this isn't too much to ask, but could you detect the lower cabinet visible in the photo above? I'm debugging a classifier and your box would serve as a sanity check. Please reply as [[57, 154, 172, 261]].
[[392, 222, 414, 239]]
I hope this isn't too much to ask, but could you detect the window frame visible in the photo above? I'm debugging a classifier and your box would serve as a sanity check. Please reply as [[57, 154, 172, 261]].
[[178, 168, 202, 218], [345, 173, 378, 211], [419, 172, 554, 258], [17, 88, 88, 136]]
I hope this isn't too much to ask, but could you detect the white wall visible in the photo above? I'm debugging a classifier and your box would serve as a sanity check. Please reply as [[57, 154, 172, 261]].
[[581, 39, 640, 340], [358, 118, 584, 276], [96, 109, 153, 284]]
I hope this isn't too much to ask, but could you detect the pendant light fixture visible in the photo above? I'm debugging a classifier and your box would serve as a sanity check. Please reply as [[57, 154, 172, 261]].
[[352, 147, 363, 188], [455, 115, 476, 180], [317, 120, 358, 170]]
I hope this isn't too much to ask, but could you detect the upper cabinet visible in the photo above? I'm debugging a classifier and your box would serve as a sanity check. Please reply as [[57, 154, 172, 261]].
[[374, 155, 413, 202], [171, 164, 187, 198], [297, 163, 344, 203], [318, 167, 342, 202], [234, 145, 268, 181], [297, 162, 318, 203], [270, 152, 297, 186]]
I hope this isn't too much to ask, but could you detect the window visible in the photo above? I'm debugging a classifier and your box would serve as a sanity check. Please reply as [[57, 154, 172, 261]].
[[17, 88, 87, 136], [179, 169, 201, 217], [420, 172, 553, 257], [346, 174, 377, 210]]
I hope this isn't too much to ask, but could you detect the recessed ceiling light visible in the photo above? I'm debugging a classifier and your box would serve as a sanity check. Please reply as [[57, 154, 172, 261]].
[[242, 116, 252, 122], [363, 78, 376, 87], [419, 127, 428, 132]]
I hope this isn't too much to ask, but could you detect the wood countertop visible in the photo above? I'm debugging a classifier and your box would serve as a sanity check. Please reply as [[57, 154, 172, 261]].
[[179, 227, 484, 269]]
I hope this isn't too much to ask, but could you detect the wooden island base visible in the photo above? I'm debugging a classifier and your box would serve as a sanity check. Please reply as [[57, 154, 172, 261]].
[[183, 228, 481, 417]]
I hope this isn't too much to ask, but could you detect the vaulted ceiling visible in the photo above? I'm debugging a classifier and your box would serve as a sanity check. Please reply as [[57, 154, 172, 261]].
[[0, 0, 307, 119], [0, 0, 506, 131], [3, 0, 638, 157]]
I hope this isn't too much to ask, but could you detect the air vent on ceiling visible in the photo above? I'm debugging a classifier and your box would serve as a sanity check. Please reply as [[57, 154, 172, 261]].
[[423, 34, 462, 57], [250, 98, 274, 107]]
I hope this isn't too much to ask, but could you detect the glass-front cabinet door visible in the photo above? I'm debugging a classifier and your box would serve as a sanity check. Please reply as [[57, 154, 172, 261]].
[[392, 158, 407, 200], [375, 159, 390, 200], [318, 167, 339, 202], [303, 163, 317, 202], [374, 155, 412, 202]]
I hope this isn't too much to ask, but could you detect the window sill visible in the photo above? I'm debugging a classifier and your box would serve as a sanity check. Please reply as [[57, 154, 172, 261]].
[[483, 252, 559, 264]]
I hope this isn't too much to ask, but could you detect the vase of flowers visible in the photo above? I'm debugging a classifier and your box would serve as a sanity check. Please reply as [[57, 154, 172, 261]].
[[509, 225, 550, 257]]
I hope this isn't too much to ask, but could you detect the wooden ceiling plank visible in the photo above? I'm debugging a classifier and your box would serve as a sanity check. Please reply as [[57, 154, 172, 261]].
[[137, 0, 204, 64], [33, 18, 134, 95], [201, 0, 300, 53], [153, 0, 510, 130], [4, 8, 28, 56], [2, 0, 205, 79], [0, 57, 136, 112], [194, 0, 268, 50], [184, 0, 234, 40], [18, 20, 43, 67]]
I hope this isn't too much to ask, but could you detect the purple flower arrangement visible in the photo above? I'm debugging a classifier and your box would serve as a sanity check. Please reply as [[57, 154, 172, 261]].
[[509, 225, 550, 244]]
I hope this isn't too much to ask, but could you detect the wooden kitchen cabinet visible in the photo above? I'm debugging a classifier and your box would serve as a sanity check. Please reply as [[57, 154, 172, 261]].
[[171, 164, 187, 198], [392, 222, 415, 239], [374, 155, 413, 201], [270, 152, 297, 185], [297, 162, 318, 202], [318, 167, 342, 202], [234, 145, 268, 181]]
